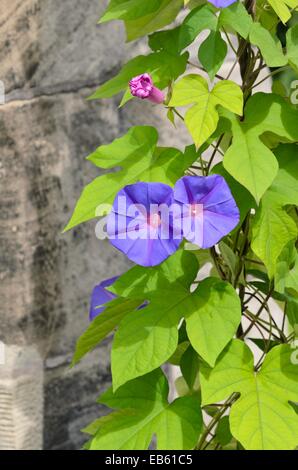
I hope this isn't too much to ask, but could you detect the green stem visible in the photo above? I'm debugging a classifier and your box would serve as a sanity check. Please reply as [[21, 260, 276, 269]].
[[196, 394, 238, 450], [250, 66, 290, 90]]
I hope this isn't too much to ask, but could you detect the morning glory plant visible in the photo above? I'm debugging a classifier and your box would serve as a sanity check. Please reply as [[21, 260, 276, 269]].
[[66, 0, 298, 451]]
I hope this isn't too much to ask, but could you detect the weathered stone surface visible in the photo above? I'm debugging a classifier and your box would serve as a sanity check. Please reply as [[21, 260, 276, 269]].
[[0, 90, 128, 350], [43, 345, 111, 450], [0, 345, 43, 450], [0, 0, 136, 95], [0, 0, 192, 451]]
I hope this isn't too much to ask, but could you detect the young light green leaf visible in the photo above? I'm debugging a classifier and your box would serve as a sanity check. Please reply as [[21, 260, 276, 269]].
[[267, 0, 298, 24], [211, 80, 243, 115], [88, 369, 202, 450], [185, 277, 241, 367], [169, 75, 243, 147], [200, 340, 298, 450]]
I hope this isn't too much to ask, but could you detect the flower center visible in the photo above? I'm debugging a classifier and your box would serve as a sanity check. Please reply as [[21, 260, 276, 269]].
[[148, 212, 161, 228], [190, 203, 203, 217]]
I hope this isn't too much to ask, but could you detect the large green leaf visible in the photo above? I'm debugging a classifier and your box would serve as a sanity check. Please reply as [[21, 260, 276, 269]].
[[287, 24, 298, 73], [99, 0, 183, 40], [223, 94, 298, 202], [169, 75, 243, 147], [200, 340, 298, 450], [65, 127, 197, 230], [109, 253, 241, 389], [99, 0, 161, 22], [185, 278, 241, 367], [264, 144, 298, 207], [87, 369, 202, 450], [251, 144, 298, 278], [249, 22, 288, 67], [89, 50, 188, 101], [218, 1, 252, 38], [72, 298, 142, 365], [149, 4, 217, 54], [219, 0, 292, 67], [285, 293, 298, 331], [124, 0, 184, 41], [251, 203, 297, 278], [198, 30, 227, 81], [111, 250, 199, 389], [275, 241, 298, 294]]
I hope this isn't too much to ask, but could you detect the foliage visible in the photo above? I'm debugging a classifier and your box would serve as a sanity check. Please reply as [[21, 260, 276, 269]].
[[67, 0, 298, 451]]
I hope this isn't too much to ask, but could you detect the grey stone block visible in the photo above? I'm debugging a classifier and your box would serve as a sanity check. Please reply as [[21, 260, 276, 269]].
[[0, 345, 43, 450], [0, 0, 135, 94]]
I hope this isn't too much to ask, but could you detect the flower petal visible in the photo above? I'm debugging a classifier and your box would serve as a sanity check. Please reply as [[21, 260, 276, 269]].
[[173, 175, 240, 249], [107, 182, 182, 266], [89, 276, 118, 321], [208, 0, 238, 8]]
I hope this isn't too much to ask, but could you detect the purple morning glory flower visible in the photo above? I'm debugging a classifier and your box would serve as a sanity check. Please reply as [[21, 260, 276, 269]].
[[129, 73, 164, 104], [89, 276, 118, 321], [90, 276, 148, 321], [208, 0, 237, 7], [173, 175, 240, 249], [107, 182, 182, 267]]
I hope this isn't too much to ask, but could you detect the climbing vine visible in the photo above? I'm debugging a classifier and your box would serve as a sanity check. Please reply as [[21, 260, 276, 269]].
[[66, 0, 298, 451]]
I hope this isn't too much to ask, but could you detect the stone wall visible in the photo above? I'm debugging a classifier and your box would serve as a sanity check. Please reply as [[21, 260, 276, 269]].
[[0, 0, 190, 450]]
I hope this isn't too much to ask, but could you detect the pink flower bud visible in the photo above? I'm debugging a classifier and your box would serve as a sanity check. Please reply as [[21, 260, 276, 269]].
[[129, 73, 164, 104]]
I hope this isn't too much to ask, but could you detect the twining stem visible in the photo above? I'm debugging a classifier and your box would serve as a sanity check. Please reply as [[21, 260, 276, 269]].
[[222, 26, 237, 55], [187, 61, 225, 80], [206, 134, 224, 173], [241, 287, 274, 339], [196, 394, 239, 450], [251, 66, 290, 90], [210, 246, 226, 280], [244, 310, 285, 341]]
